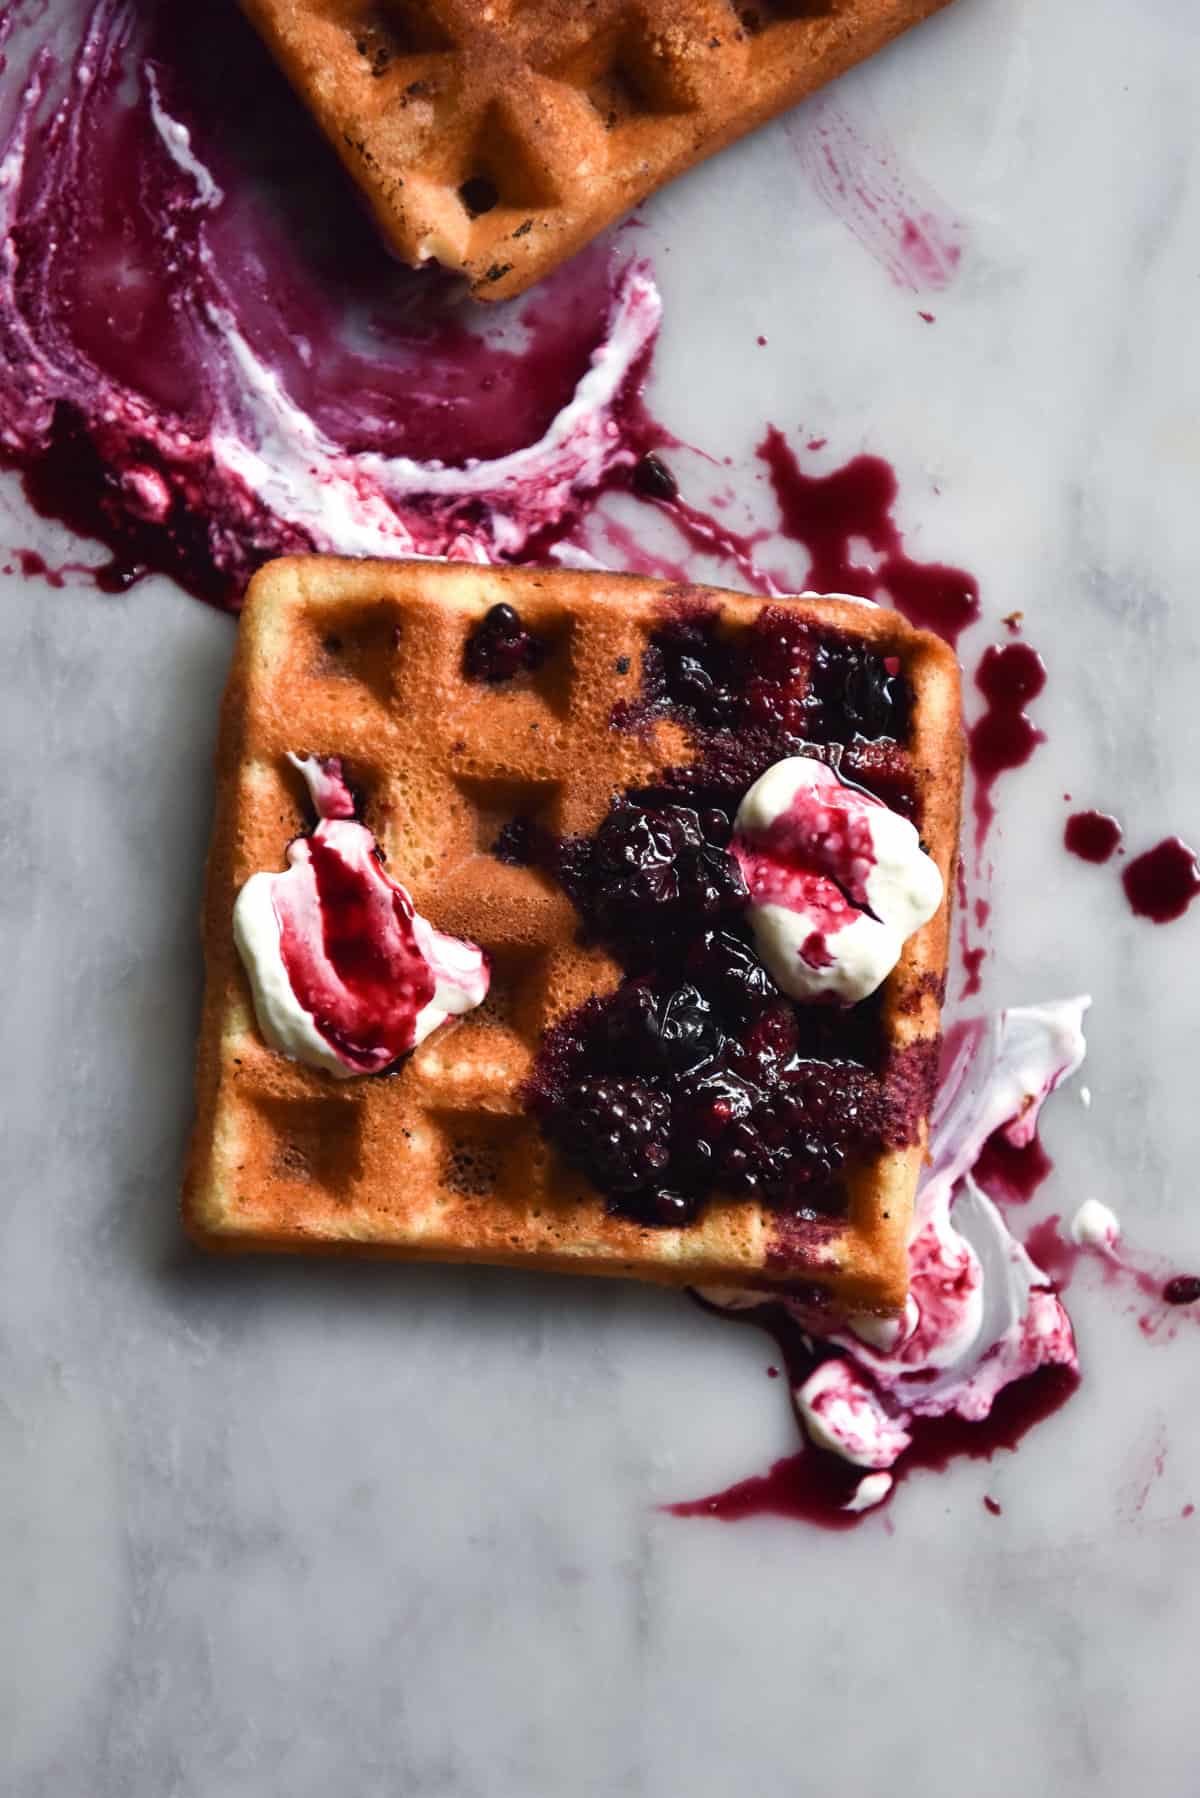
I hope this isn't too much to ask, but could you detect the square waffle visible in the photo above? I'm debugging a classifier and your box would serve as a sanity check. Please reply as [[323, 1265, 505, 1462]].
[[183, 556, 962, 1310], [239, 0, 958, 301]]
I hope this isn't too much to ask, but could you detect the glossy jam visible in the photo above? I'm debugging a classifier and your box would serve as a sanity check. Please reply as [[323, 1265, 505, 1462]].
[[1064, 810, 1122, 864], [1122, 838, 1200, 924]]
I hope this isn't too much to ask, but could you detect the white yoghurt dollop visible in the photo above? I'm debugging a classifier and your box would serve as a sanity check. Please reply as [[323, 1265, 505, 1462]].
[[1070, 1198, 1121, 1252], [731, 757, 943, 1006]]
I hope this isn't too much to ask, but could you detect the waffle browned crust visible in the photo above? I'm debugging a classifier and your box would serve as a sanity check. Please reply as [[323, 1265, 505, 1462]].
[[183, 557, 962, 1310], [239, 0, 958, 300]]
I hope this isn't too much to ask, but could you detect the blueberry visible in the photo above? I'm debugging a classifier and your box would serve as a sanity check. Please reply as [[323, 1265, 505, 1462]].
[[464, 603, 543, 683]]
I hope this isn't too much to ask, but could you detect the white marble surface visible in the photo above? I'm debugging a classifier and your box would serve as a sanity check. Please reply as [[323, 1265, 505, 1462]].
[[4, 0, 1200, 1791]]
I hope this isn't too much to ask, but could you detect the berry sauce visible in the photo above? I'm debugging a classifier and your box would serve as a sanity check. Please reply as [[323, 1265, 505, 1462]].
[[666, 1368, 1079, 1529], [967, 643, 1047, 844], [1121, 838, 1200, 924], [1022, 1216, 1081, 1291], [665, 1297, 1079, 1528], [1, 1, 988, 659], [642, 431, 982, 646], [273, 825, 439, 1073], [523, 603, 930, 1229], [1064, 810, 1122, 864], [973, 1129, 1055, 1205], [0, 0, 661, 604], [759, 429, 980, 644]]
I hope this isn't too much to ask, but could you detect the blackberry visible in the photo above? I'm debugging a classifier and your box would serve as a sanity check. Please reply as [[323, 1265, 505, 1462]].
[[463, 603, 543, 683], [726, 1001, 799, 1082], [685, 928, 779, 1019], [654, 983, 723, 1074], [558, 1076, 671, 1193], [589, 803, 746, 932], [805, 640, 911, 743], [631, 452, 679, 502], [645, 615, 739, 724], [613, 1186, 701, 1228], [598, 979, 722, 1078]]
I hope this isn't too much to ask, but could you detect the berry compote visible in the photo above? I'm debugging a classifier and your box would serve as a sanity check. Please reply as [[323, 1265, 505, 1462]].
[[524, 599, 928, 1228]]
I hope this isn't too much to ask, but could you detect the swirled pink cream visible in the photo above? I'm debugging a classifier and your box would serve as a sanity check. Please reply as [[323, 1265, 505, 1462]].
[[731, 756, 943, 1004], [700, 998, 1089, 1515], [234, 756, 488, 1077]]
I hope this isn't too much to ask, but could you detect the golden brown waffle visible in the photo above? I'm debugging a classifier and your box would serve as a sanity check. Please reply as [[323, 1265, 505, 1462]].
[[239, 0, 958, 300], [183, 557, 962, 1310]]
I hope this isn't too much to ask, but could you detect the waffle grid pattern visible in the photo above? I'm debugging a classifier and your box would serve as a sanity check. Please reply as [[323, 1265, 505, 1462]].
[[184, 558, 961, 1308], [240, 0, 956, 298]]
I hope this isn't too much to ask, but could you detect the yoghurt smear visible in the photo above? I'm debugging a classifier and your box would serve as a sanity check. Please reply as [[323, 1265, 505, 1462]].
[[694, 997, 1090, 1518], [731, 756, 943, 1005], [234, 756, 488, 1078]]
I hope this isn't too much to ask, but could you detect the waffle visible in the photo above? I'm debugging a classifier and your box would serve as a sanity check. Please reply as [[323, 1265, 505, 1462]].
[[239, 0, 958, 301], [183, 557, 962, 1310]]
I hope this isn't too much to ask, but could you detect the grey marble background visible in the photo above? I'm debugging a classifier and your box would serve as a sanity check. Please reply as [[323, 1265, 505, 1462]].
[[3, 0, 1200, 1791]]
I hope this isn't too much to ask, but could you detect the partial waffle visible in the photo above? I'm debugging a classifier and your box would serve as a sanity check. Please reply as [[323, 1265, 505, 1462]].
[[239, 0, 958, 301], [183, 557, 962, 1310]]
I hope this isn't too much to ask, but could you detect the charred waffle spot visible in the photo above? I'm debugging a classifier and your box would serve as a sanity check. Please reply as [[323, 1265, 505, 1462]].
[[459, 175, 499, 218], [585, 62, 646, 129], [443, 1140, 501, 1197], [350, 3, 453, 63], [438, 1114, 521, 1200], [463, 603, 545, 683], [256, 1097, 363, 1194], [733, 0, 834, 34]]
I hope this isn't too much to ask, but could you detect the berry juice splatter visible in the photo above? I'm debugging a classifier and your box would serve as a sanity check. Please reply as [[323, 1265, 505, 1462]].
[[0, 0, 661, 604], [1122, 838, 1200, 924], [1064, 811, 1122, 864], [667, 1358, 1078, 1529], [968, 643, 1047, 845], [786, 95, 967, 295]]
